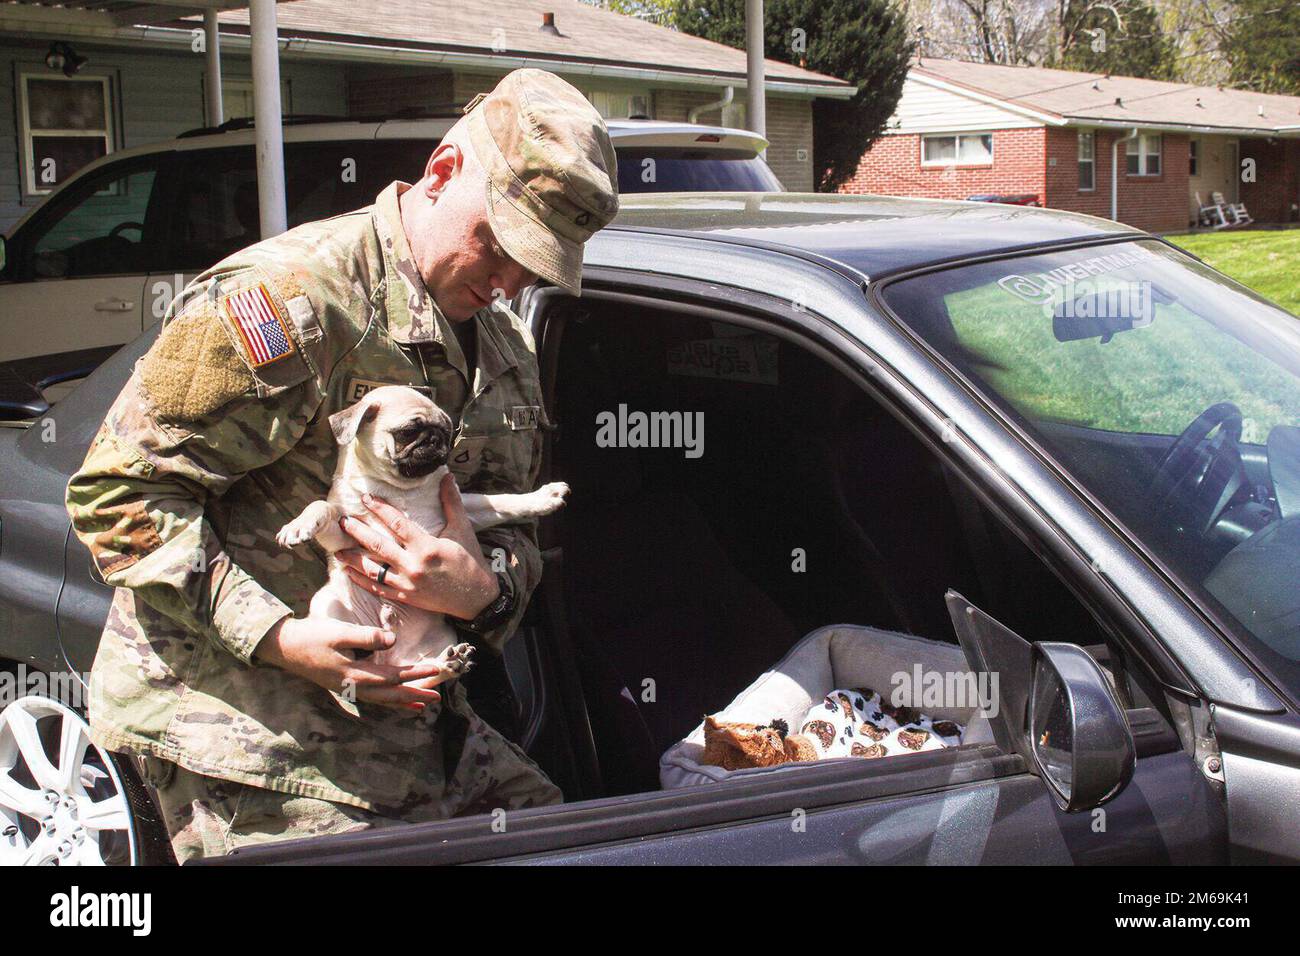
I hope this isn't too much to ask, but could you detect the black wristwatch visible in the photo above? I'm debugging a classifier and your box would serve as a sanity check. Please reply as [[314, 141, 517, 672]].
[[454, 570, 516, 635]]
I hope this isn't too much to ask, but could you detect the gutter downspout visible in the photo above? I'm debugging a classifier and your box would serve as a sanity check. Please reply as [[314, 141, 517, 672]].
[[688, 85, 733, 124], [1112, 127, 1139, 222]]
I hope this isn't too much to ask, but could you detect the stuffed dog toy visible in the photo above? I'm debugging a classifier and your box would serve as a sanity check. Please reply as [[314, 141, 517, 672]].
[[702, 687, 965, 770], [276, 385, 569, 685]]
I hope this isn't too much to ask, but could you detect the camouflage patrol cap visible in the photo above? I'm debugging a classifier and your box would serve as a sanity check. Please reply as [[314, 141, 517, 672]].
[[463, 69, 619, 296]]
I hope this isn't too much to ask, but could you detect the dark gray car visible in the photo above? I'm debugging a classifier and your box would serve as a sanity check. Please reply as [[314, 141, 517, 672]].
[[1, 192, 1297, 865]]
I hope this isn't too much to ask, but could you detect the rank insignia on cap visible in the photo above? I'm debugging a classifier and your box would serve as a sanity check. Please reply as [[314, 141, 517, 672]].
[[224, 283, 295, 368]]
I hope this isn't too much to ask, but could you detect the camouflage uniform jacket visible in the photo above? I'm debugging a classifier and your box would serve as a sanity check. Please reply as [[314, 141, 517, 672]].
[[65, 181, 548, 813]]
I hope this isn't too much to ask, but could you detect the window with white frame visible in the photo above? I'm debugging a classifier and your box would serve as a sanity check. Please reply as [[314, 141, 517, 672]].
[[218, 77, 293, 123], [19, 74, 114, 195], [1126, 133, 1162, 176], [1078, 131, 1095, 191], [921, 133, 993, 166], [1189, 139, 1199, 176], [587, 89, 651, 119]]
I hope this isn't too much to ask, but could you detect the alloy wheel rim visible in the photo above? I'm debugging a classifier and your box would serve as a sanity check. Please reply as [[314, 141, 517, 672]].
[[0, 695, 136, 865]]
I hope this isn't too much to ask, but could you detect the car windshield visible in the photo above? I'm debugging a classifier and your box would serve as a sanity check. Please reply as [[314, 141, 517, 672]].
[[614, 148, 783, 193], [881, 239, 1300, 694]]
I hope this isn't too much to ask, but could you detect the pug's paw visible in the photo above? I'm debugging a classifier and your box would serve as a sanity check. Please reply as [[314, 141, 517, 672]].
[[533, 482, 570, 514], [436, 642, 476, 677], [276, 504, 330, 549]]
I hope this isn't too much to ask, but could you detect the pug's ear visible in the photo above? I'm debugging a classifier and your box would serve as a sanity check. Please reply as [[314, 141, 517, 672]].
[[328, 397, 379, 446]]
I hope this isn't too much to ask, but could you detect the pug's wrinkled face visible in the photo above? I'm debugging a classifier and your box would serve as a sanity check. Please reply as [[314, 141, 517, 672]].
[[329, 385, 454, 483]]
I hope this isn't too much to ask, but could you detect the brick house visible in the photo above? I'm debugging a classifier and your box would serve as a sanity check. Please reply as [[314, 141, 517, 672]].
[[842, 58, 1300, 232], [0, 0, 853, 232]]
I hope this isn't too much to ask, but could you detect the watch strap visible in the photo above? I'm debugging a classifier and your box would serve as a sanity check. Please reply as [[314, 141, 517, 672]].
[[457, 570, 516, 634]]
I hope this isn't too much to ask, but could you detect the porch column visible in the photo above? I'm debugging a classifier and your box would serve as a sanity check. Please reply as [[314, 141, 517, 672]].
[[745, 0, 765, 139], [203, 9, 223, 127], [249, 0, 287, 237], [1112, 128, 1139, 222]]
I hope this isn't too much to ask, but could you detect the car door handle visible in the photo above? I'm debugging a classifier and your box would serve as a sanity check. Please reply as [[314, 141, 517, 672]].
[[94, 298, 135, 312]]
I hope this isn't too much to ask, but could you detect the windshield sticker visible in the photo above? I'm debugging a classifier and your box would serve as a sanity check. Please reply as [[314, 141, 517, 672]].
[[997, 247, 1157, 306], [997, 248, 1160, 335], [667, 336, 779, 385]]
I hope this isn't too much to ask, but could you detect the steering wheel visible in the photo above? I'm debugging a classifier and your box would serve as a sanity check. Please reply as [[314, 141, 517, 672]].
[[108, 222, 144, 240], [1151, 401, 1247, 536]]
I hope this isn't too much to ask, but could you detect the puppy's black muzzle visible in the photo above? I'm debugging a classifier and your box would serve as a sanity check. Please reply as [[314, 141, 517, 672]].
[[395, 425, 452, 478]]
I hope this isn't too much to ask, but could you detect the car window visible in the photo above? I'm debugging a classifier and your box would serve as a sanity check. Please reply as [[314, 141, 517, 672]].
[[151, 137, 778, 273], [162, 141, 432, 273], [368, 140, 781, 194], [166, 147, 257, 270], [358, 140, 436, 194], [22, 157, 166, 279], [615, 148, 782, 193]]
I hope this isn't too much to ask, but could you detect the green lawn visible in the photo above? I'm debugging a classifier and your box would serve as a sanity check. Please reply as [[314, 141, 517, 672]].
[[948, 280, 1300, 443], [1170, 229, 1300, 315], [932, 230, 1300, 442]]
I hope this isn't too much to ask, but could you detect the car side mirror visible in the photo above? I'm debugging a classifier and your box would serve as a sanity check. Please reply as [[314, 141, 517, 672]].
[[0, 234, 7, 275], [1029, 642, 1135, 812]]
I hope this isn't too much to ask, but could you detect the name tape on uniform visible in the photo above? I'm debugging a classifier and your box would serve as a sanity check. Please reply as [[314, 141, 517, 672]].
[[345, 378, 432, 404], [510, 405, 542, 430]]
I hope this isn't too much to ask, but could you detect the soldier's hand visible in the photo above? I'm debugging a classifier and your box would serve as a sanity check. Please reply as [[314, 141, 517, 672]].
[[334, 477, 500, 620], [254, 616, 445, 712]]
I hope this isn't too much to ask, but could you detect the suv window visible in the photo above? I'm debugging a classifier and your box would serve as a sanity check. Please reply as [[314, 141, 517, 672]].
[[362, 139, 782, 195], [163, 140, 436, 273], [19, 156, 168, 279], [615, 148, 782, 193]]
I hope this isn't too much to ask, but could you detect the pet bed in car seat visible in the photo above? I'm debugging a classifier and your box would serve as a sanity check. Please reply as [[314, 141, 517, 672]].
[[659, 624, 992, 788]]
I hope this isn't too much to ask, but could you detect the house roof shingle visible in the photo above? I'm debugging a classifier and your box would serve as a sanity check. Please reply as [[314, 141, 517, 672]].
[[913, 58, 1300, 134], [210, 0, 852, 94]]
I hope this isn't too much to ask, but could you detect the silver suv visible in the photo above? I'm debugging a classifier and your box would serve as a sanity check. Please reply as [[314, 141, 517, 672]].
[[0, 117, 777, 396]]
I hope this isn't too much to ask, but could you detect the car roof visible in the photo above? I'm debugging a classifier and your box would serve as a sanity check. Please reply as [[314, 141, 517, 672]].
[[609, 192, 1145, 278], [110, 116, 764, 154]]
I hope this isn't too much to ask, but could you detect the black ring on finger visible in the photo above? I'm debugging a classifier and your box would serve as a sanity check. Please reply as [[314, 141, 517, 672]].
[[377, 562, 391, 587]]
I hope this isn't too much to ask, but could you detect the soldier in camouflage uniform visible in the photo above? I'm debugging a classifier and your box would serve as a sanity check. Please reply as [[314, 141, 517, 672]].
[[64, 69, 619, 862]]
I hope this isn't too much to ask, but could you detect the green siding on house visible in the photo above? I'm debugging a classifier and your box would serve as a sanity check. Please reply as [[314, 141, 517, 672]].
[[0, 56, 18, 215], [0, 42, 346, 232]]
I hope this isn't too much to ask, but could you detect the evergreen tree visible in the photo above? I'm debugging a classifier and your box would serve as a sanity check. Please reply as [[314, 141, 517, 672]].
[[676, 0, 914, 191]]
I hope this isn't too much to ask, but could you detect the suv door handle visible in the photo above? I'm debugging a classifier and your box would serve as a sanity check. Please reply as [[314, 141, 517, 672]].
[[94, 298, 135, 312]]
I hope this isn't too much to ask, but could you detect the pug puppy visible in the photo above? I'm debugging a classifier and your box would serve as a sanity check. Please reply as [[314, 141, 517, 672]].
[[275, 385, 569, 682]]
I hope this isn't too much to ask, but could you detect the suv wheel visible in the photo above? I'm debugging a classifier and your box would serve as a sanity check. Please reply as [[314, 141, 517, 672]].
[[0, 694, 169, 865]]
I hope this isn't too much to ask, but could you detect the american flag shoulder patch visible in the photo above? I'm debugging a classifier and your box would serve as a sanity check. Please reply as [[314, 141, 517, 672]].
[[223, 283, 296, 368]]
